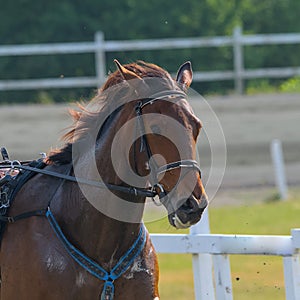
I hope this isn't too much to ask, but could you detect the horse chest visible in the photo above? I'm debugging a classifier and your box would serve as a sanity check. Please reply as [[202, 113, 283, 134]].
[[122, 256, 152, 280], [45, 250, 68, 273]]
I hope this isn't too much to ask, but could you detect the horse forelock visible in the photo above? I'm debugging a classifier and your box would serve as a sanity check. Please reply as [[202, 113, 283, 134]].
[[46, 61, 177, 165]]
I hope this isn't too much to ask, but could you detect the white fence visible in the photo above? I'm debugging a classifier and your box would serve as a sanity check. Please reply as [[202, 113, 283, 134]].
[[150, 222, 300, 299], [271, 139, 288, 200], [1, 27, 300, 94]]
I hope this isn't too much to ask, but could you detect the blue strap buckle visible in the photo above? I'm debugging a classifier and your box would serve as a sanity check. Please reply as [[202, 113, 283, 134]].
[[100, 280, 115, 300]]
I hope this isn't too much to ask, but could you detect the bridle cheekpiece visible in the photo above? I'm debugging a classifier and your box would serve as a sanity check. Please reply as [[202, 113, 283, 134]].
[[134, 89, 202, 205]]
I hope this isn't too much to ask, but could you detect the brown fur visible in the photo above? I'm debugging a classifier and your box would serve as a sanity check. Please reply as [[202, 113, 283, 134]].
[[0, 61, 207, 300]]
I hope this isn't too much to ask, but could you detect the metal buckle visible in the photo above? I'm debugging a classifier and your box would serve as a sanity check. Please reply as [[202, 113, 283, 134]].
[[40, 152, 47, 159], [135, 101, 143, 114], [10, 160, 21, 169], [0, 191, 9, 208], [100, 279, 115, 300], [7, 216, 15, 223], [151, 183, 165, 206]]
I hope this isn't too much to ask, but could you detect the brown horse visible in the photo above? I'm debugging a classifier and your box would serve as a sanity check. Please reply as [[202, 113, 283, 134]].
[[0, 60, 207, 299]]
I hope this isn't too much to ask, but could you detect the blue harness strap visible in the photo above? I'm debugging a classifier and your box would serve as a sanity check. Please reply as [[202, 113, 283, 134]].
[[46, 208, 147, 300]]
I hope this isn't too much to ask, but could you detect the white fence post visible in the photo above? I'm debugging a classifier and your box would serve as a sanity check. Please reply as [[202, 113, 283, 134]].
[[283, 229, 300, 300], [213, 255, 233, 300], [190, 209, 233, 300], [233, 26, 244, 95], [190, 210, 216, 300], [270, 139, 288, 200], [94, 31, 106, 87]]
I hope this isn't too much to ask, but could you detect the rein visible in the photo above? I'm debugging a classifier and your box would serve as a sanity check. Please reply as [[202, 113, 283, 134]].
[[0, 162, 157, 198]]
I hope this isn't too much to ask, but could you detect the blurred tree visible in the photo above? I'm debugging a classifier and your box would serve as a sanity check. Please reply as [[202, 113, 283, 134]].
[[0, 0, 300, 102]]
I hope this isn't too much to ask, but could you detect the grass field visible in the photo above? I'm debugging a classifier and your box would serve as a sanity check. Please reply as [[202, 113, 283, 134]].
[[145, 189, 300, 299]]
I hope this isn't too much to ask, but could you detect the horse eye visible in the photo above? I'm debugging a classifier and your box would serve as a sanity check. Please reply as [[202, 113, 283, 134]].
[[150, 125, 161, 135]]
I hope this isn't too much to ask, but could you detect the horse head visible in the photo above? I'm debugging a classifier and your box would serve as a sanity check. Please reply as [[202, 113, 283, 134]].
[[112, 60, 208, 229], [48, 60, 208, 229]]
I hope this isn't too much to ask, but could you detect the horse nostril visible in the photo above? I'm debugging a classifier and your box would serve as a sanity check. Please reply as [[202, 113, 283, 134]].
[[199, 195, 208, 210], [180, 196, 206, 213], [173, 195, 208, 228], [187, 197, 199, 210], [188, 195, 208, 212]]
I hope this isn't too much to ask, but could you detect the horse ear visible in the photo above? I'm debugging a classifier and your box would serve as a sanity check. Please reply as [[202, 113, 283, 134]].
[[114, 59, 149, 95], [176, 61, 193, 90], [114, 59, 142, 81]]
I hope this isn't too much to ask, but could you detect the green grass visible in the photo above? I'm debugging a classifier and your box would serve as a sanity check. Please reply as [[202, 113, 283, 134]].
[[145, 191, 300, 299], [245, 77, 300, 95], [280, 77, 300, 93]]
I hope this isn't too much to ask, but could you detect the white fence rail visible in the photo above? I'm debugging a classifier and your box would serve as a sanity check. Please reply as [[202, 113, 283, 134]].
[[150, 226, 300, 299], [1, 27, 300, 94]]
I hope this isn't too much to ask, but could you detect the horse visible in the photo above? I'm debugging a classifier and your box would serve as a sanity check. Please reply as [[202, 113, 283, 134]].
[[0, 60, 208, 299]]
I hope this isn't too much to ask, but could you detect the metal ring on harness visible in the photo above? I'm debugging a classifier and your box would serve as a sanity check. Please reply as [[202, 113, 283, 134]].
[[151, 183, 165, 206], [10, 160, 21, 169]]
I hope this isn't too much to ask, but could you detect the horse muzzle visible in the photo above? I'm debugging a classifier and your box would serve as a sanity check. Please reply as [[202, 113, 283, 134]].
[[168, 195, 208, 229]]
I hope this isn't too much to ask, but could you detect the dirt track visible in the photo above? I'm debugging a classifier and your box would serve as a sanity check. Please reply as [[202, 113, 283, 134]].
[[1, 93, 299, 203]]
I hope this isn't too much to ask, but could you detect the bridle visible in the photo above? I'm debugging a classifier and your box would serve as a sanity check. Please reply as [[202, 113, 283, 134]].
[[134, 89, 202, 204], [0, 89, 202, 205]]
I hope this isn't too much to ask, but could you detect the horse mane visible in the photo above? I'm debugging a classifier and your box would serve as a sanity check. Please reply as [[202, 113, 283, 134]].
[[46, 61, 177, 165]]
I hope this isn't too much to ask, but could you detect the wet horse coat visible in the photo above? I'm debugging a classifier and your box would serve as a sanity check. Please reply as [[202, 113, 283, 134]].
[[0, 60, 207, 299]]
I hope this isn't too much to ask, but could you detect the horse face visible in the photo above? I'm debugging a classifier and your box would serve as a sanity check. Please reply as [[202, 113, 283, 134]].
[[115, 60, 208, 228], [143, 98, 208, 229]]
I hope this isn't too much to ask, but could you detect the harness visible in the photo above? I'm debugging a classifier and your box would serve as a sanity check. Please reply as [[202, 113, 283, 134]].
[[0, 158, 47, 237], [0, 157, 146, 300], [46, 207, 146, 300], [0, 89, 202, 299]]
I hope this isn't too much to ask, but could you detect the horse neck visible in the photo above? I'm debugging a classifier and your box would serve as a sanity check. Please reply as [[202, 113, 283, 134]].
[[54, 115, 146, 264]]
